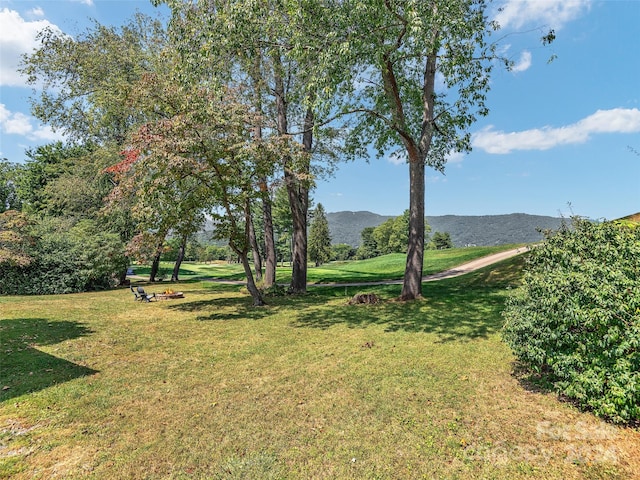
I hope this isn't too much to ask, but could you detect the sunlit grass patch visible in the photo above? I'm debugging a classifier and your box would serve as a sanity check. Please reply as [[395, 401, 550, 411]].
[[305, 244, 524, 284]]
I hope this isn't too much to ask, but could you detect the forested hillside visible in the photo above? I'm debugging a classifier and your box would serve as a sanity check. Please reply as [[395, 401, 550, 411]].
[[327, 211, 565, 247]]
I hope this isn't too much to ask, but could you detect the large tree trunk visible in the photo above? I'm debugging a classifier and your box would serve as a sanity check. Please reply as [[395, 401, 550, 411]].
[[401, 158, 425, 300], [171, 233, 187, 282], [248, 214, 263, 282], [239, 250, 265, 306], [149, 232, 167, 282], [399, 49, 436, 300], [380, 44, 435, 301], [261, 181, 277, 287], [273, 54, 309, 294], [235, 199, 265, 306], [285, 170, 308, 294], [286, 106, 313, 294], [149, 250, 162, 282]]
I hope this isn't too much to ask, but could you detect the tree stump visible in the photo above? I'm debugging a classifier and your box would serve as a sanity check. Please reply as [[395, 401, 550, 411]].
[[348, 293, 380, 305]]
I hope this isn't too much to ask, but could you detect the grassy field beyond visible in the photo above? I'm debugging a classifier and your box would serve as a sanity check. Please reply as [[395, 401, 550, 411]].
[[132, 245, 523, 284], [1, 254, 639, 479]]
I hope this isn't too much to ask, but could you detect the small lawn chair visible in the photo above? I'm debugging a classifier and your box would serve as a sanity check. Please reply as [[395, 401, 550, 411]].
[[136, 286, 157, 302], [130, 285, 141, 301]]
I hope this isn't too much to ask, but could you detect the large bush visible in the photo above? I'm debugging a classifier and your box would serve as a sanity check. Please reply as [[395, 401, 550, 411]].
[[0, 215, 127, 295], [503, 217, 639, 424]]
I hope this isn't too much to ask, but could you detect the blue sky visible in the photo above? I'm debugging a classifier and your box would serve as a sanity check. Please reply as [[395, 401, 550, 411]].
[[1, 0, 638, 220]]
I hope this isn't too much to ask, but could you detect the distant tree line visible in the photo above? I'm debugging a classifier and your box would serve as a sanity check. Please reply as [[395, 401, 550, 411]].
[[353, 210, 452, 260]]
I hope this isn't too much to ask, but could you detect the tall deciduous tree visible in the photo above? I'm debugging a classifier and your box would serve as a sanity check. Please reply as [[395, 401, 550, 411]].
[[21, 14, 167, 146], [309, 0, 504, 299], [111, 71, 290, 305]]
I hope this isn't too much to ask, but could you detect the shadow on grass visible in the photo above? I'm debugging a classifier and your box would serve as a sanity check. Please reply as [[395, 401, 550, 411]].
[[166, 256, 526, 341], [131, 265, 248, 283], [294, 284, 507, 342], [0, 318, 98, 401], [510, 362, 557, 395], [310, 269, 401, 284], [166, 297, 277, 321], [296, 257, 526, 342]]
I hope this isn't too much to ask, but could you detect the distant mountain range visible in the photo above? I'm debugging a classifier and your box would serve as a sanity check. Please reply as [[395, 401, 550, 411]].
[[327, 211, 565, 247]]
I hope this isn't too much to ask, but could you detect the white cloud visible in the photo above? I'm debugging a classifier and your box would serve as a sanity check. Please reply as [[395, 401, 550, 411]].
[[494, 0, 591, 31], [511, 51, 532, 73], [0, 104, 9, 123], [27, 7, 45, 17], [0, 8, 63, 87], [3, 111, 33, 135], [472, 108, 640, 154], [0, 103, 65, 142]]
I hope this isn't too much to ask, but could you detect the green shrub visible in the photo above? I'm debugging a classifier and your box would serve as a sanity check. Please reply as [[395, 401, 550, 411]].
[[0, 216, 127, 295], [502, 217, 640, 424]]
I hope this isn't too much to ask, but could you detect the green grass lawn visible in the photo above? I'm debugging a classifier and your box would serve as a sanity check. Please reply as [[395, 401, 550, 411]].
[[305, 245, 522, 284], [1, 254, 638, 479], [131, 245, 524, 285]]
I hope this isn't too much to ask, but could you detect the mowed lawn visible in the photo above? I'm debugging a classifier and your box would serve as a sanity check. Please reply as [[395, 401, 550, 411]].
[[1, 255, 639, 479], [133, 245, 525, 284]]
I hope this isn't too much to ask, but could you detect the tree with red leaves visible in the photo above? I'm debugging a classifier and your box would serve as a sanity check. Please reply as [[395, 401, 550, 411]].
[[109, 71, 294, 305]]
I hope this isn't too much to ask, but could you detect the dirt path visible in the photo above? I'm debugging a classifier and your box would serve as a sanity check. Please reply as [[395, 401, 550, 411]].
[[422, 246, 529, 282], [204, 247, 529, 288]]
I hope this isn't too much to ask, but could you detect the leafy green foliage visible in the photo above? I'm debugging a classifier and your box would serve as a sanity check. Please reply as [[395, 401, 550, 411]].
[[0, 160, 21, 213], [430, 231, 453, 250], [503, 218, 640, 424], [15, 142, 93, 215], [356, 211, 430, 258], [308, 204, 332, 266], [0, 217, 127, 295], [0, 141, 134, 293], [13, 142, 125, 231], [330, 243, 356, 262], [356, 226, 379, 260], [372, 217, 395, 255], [0, 210, 33, 268], [21, 14, 166, 145]]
